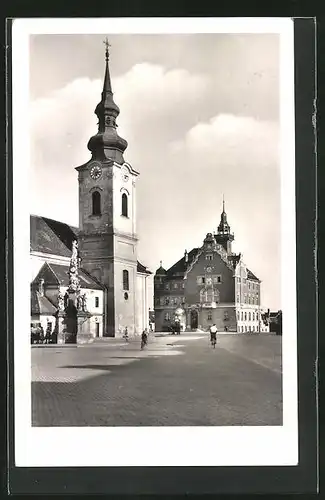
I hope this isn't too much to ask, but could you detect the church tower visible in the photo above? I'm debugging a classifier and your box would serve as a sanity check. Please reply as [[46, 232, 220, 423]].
[[214, 197, 234, 255], [76, 40, 139, 336]]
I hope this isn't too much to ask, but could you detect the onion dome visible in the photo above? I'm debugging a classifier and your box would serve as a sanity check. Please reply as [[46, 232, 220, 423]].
[[87, 39, 128, 164]]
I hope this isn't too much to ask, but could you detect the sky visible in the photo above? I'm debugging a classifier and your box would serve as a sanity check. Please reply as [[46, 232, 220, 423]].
[[29, 33, 281, 309]]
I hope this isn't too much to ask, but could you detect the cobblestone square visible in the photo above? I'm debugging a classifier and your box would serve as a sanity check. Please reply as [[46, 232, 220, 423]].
[[32, 333, 282, 426]]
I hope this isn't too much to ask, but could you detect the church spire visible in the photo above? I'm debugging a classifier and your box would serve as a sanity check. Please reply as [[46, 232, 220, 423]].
[[87, 39, 128, 164], [215, 197, 234, 254]]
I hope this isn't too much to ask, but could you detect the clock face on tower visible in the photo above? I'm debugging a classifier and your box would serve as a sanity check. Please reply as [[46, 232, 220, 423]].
[[89, 162, 102, 180]]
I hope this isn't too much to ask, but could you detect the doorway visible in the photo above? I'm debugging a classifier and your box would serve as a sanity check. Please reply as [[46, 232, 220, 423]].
[[95, 322, 100, 337], [190, 309, 198, 330]]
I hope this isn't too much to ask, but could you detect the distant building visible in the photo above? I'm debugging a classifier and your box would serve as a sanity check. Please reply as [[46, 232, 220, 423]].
[[154, 201, 265, 333], [269, 310, 282, 335]]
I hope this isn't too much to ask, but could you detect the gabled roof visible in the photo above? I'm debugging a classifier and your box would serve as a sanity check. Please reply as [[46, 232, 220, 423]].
[[162, 245, 260, 282], [30, 215, 151, 275], [31, 290, 57, 315], [32, 262, 105, 290], [137, 261, 152, 275], [247, 269, 259, 281], [165, 248, 200, 279]]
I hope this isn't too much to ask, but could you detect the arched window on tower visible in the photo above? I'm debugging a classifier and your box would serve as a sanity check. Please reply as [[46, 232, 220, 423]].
[[121, 193, 128, 217], [122, 269, 129, 291], [92, 191, 101, 216]]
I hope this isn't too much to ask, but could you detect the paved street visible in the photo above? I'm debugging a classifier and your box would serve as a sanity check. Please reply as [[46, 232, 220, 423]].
[[32, 333, 282, 426]]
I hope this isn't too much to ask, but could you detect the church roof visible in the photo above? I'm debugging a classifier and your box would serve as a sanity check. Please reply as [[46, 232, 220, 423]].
[[137, 261, 152, 275], [30, 215, 151, 275], [31, 290, 57, 315], [30, 215, 78, 257]]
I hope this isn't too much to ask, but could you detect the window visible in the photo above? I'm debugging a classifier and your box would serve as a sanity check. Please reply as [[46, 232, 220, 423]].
[[244, 312, 247, 321], [165, 283, 170, 290], [165, 297, 170, 305], [245, 326, 247, 332], [173, 283, 178, 289], [122, 269, 129, 290], [207, 312, 212, 320], [248, 312, 251, 321], [252, 312, 255, 321], [121, 193, 128, 217], [238, 277, 241, 283], [159, 297, 164, 306], [236, 294, 239, 303], [165, 312, 170, 321], [241, 326, 244, 332], [252, 326, 255, 332], [181, 283, 185, 289], [95, 296, 99, 308], [217, 275, 221, 283], [92, 191, 101, 215], [241, 312, 243, 321], [248, 282, 251, 289], [206, 254, 213, 261], [244, 294, 247, 303], [202, 277, 205, 284]]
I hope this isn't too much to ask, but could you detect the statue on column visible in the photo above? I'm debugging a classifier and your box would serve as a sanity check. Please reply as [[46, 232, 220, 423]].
[[68, 239, 81, 293], [57, 291, 65, 311], [76, 293, 83, 311], [82, 293, 88, 312]]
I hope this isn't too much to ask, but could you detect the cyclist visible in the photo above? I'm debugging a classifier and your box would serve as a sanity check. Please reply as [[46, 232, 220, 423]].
[[209, 324, 217, 348]]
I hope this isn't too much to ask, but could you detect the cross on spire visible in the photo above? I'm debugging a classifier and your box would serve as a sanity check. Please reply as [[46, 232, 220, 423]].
[[103, 37, 111, 61], [222, 194, 225, 212]]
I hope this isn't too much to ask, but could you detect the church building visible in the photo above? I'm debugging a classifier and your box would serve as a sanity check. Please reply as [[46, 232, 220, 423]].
[[30, 42, 152, 342], [154, 201, 268, 334]]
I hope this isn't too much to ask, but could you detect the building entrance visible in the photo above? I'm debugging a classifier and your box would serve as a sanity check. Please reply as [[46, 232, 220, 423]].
[[190, 309, 198, 330]]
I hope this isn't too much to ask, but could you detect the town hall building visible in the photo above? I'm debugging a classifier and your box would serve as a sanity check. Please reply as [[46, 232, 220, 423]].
[[154, 201, 269, 334], [30, 42, 152, 343]]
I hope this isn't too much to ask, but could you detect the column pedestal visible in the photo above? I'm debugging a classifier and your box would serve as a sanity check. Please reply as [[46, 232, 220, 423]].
[[76, 311, 94, 344], [57, 311, 67, 345]]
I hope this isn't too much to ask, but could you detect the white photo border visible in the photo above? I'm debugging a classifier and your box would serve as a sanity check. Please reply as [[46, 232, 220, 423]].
[[12, 17, 297, 467]]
